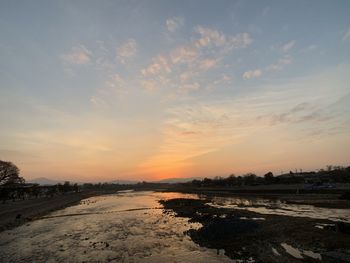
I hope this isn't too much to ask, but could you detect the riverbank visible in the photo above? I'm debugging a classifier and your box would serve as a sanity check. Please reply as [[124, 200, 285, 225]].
[[160, 198, 350, 262], [160, 185, 350, 209], [0, 191, 99, 232]]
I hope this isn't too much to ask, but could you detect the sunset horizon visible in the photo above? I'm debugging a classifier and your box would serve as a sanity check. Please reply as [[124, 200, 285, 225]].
[[1, 2, 350, 262], [1, 1, 349, 183]]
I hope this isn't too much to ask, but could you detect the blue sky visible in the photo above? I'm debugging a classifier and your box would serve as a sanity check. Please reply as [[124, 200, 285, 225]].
[[0, 0, 350, 181]]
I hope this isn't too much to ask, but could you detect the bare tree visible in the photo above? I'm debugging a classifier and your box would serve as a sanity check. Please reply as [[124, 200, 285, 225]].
[[0, 160, 24, 185]]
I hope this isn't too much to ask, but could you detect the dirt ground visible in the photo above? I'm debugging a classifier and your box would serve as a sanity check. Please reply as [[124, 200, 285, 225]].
[[0, 192, 94, 232]]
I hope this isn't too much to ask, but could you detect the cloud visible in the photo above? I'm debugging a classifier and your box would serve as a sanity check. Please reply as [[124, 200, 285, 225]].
[[290, 102, 309, 113], [61, 45, 91, 65], [243, 69, 262, 80], [257, 102, 333, 126], [343, 29, 350, 41], [138, 104, 240, 176], [170, 46, 198, 65], [180, 82, 200, 92], [266, 55, 292, 71], [199, 58, 218, 71], [281, 40, 295, 52], [105, 73, 125, 91], [90, 73, 128, 107], [90, 96, 107, 108], [301, 45, 317, 53], [140, 79, 158, 91], [166, 17, 184, 32], [117, 39, 137, 63], [194, 26, 253, 51], [140, 25, 253, 92], [211, 74, 232, 86], [141, 55, 172, 76]]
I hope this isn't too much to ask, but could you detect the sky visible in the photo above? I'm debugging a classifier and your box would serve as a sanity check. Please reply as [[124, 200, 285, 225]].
[[0, 0, 350, 182]]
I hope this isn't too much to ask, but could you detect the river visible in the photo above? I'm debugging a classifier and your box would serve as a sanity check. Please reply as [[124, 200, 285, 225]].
[[0, 191, 232, 263], [0, 190, 349, 262]]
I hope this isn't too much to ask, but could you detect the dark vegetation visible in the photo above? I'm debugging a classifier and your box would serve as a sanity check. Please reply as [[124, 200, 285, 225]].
[[0, 160, 82, 203], [0, 160, 167, 203], [188, 165, 350, 188], [1, 159, 350, 204], [0, 160, 24, 185]]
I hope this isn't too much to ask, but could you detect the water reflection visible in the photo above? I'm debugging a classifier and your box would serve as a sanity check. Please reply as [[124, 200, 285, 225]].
[[0, 191, 348, 263], [0, 191, 232, 263], [206, 196, 350, 222]]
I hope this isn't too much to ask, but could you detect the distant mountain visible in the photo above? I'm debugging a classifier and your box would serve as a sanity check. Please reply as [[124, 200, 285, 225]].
[[26, 177, 200, 186], [27, 177, 63, 185], [155, 177, 203, 184], [109, 180, 138, 185], [27, 177, 138, 185]]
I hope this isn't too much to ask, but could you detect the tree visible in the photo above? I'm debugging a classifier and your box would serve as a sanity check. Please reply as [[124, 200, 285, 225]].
[[62, 181, 71, 193], [73, 183, 79, 193], [264, 172, 274, 184], [226, 174, 237, 186], [0, 160, 24, 185], [243, 173, 257, 185]]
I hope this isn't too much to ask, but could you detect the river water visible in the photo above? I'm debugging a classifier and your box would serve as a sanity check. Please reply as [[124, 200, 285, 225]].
[[0, 191, 232, 263], [207, 195, 350, 222], [0, 191, 349, 263]]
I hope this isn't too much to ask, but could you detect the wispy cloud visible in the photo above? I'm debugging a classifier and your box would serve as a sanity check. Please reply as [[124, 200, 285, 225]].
[[138, 104, 241, 177], [180, 82, 200, 92], [243, 69, 262, 80], [243, 54, 293, 79], [256, 102, 333, 126], [139, 65, 350, 177], [170, 46, 199, 65], [198, 58, 219, 71], [343, 28, 350, 41], [117, 38, 137, 64], [141, 55, 172, 76], [166, 16, 184, 32], [140, 25, 253, 91], [61, 45, 91, 65], [194, 26, 253, 51], [140, 79, 158, 92], [105, 73, 125, 92], [90, 96, 107, 108], [280, 40, 295, 52], [301, 45, 317, 53], [266, 55, 292, 71]]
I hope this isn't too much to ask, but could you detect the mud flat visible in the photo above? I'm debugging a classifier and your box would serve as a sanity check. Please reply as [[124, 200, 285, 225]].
[[160, 198, 350, 263]]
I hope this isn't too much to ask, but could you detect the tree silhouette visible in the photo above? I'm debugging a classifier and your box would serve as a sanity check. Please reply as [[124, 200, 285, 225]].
[[264, 172, 274, 184], [0, 160, 24, 185]]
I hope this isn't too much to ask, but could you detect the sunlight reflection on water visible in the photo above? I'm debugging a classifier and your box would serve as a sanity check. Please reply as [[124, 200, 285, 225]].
[[0, 191, 348, 263], [207, 196, 350, 222], [0, 191, 232, 263]]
